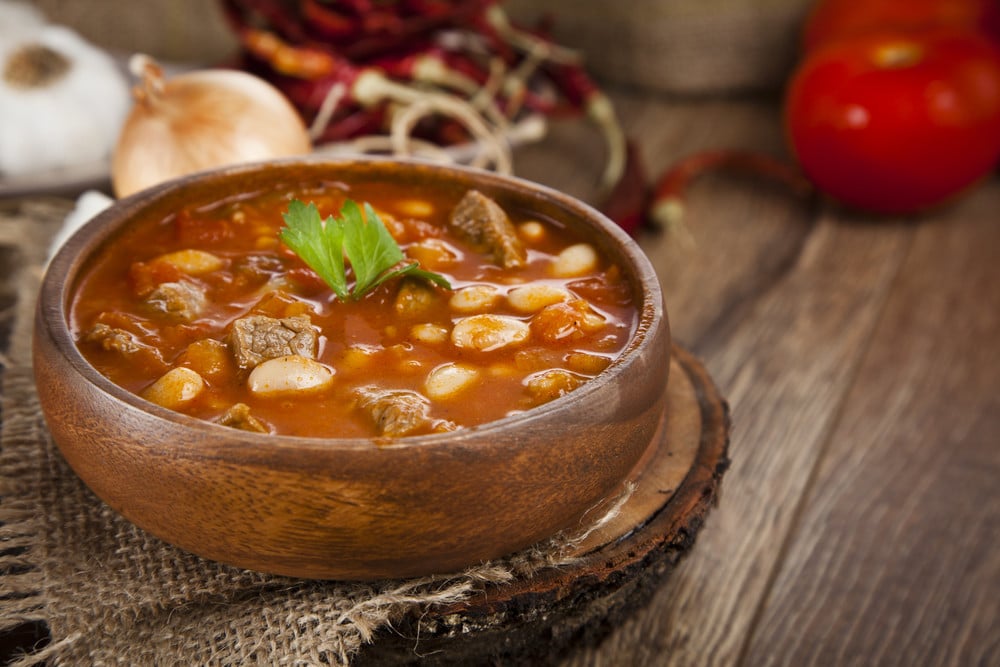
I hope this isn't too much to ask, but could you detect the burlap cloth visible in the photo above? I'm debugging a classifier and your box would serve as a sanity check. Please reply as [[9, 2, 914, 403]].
[[0, 199, 619, 666]]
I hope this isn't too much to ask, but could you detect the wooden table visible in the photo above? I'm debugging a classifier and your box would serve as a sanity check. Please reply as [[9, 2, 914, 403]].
[[2, 89, 998, 665], [537, 91, 1000, 666]]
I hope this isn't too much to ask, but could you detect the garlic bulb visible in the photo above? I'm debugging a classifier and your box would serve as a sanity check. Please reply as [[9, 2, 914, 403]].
[[112, 55, 313, 198], [0, 21, 129, 176], [0, 2, 45, 38]]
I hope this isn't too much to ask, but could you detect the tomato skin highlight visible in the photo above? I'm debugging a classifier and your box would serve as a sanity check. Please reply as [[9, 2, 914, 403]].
[[785, 29, 1000, 214]]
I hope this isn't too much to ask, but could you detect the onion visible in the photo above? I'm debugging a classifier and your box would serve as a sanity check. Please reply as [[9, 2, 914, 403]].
[[112, 55, 312, 197]]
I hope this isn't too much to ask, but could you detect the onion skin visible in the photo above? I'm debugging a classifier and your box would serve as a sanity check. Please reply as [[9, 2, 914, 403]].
[[112, 61, 312, 198]]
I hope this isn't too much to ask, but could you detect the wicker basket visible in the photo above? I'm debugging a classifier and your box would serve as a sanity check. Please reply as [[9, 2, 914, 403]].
[[506, 0, 812, 94]]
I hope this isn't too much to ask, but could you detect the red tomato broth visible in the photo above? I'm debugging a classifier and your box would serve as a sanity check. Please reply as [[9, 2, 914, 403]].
[[70, 178, 638, 439]]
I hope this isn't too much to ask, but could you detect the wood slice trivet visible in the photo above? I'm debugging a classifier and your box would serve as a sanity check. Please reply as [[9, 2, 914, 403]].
[[356, 344, 731, 665]]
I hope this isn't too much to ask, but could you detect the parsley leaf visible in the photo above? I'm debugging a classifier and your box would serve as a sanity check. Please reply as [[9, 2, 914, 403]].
[[340, 200, 403, 294], [279, 198, 451, 301], [280, 200, 348, 300]]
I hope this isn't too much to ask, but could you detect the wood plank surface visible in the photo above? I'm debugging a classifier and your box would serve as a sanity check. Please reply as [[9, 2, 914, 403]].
[[579, 215, 912, 666], [742, 181, 1000, 667], [530, 91, 997, 667], [516, 90, 995, 666]]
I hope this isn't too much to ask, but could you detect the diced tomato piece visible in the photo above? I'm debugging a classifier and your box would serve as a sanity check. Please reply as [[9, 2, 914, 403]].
[[129, 260, 184, 298], [174, 210, 235, 246]]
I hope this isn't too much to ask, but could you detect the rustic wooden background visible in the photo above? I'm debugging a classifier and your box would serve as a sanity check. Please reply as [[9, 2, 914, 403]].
[[28, 0, 814, 93], [517, 94, 1000, 666], [8, 1, 1000, 664]]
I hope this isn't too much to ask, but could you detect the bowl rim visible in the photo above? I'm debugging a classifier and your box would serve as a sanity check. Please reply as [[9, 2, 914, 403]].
[[39, 155, 666, 454]]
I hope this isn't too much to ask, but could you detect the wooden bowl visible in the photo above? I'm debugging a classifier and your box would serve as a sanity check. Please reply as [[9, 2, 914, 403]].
[[33, 158, 670, 580]]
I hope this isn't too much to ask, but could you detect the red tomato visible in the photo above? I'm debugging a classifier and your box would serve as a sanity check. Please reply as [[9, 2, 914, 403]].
[[785, 29, 1000, 214], [802, 0, 1000, 52]]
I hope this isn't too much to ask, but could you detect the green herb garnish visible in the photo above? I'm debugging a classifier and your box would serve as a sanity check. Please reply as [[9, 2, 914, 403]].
[[279, 199, 451, 301]]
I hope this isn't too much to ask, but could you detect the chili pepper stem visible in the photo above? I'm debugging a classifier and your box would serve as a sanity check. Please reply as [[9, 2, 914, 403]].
[[588, 94, 627, 196], [649, 149, 813, 240], [484, 5, 583, 66], [351, 71, 512, 172], [648, 197, 697, 248], [308, 81, 347, 141]]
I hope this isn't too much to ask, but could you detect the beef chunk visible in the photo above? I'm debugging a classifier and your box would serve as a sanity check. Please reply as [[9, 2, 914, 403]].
[[82, 322, 141, 354], [229, 314, 318, 370], [355, 387, 433, 437], [146, 281, 205, 322], [448, 190, 526, 269], [217, 403, 269, 433], [81, 323, 165, 371]]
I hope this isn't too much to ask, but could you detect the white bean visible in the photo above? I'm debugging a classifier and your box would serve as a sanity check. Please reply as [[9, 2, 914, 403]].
[[395, 198, 435, 218], [449, 285, 501, 313], [248, 355, 334, 396], [142, 367, 205, 410], [156, 249, 224, 275], [506, 284, 569, 313], [518, 221, 546, 243], [425, 363, 480, 400], [451, 314, 531, 352], [550, 243, 598, 278], [581, 310, 607, 332], [410, 323, 449, 344]]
